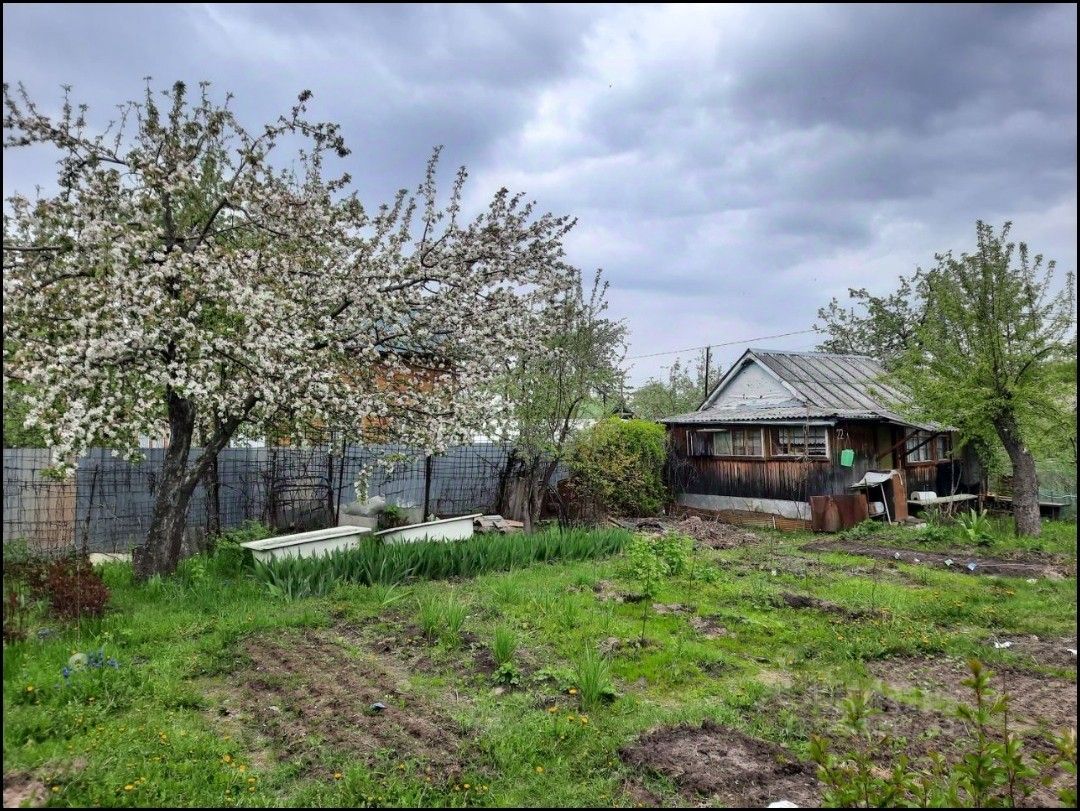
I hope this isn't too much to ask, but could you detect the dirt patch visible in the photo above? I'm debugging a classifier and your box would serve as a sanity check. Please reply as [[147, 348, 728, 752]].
[[777, 591, 870, 620], [612, 515, 759, 549], [3, 773, 46, 808], [593, 580, 644, 603], [806, 540, 1072, 580], [651, 603, 692, 615], [620, 720, 820, 807], [868, 656, 1077, 733], [229, 630, 467, 780], [688, 615, 734, 639], [982, 636, 1078, 670]]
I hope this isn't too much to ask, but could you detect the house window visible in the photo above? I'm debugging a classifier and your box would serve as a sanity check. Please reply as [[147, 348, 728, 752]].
[[935, 433, 953, 460], [713, 427, 764, 457], [775, 426, 829, 458], [904, 431, 933, 463], [687, 427, 764, 457], [687, 429, 712, 457]]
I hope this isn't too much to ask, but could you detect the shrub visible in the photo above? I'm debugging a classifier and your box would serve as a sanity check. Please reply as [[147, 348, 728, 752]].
[[378, 505, 409, 531], [568, 418, 667, 516], [41, 555, 110, 620], [210, 521, 270, 577]]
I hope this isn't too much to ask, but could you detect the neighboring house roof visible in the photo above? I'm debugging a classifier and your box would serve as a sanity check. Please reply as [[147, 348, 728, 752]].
[[661, 348, 939, 431]]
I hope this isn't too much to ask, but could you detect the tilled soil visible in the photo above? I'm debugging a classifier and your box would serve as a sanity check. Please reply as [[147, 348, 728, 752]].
[[2, 773, 46, 808], [868, 656, 1078, 734], [612, 515, 759, 549], [619, 720, 821, 808], [805, 540, 1073, 579], [758, 680, 1071, 807], [777, 591, 873, 620], [230, 630, 467, 780], [980, 635, 1078, 670]]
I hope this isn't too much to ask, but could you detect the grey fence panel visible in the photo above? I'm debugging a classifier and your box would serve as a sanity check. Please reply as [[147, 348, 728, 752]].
[[4, 441, 548, 555]]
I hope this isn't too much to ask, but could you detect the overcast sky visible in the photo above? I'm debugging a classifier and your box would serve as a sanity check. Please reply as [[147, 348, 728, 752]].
[[4, 3, 1076, 386]]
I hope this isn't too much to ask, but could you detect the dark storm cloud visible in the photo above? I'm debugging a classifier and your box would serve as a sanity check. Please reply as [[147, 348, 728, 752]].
[[4, 4, 1076, 383]]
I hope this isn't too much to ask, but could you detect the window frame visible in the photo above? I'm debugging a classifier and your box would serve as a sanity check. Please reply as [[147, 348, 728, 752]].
[[773, 425, 830, 459], [904, 430, 934, 464], [687, 426, 765, 459]]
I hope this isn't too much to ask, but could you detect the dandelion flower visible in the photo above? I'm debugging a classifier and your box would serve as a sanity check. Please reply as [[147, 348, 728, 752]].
[[535, 766, 545, 774], [124, 785, 134, 791], [222, 754, 233, 764], [333, 772, 343, 780], [568, 688, 578, 695]]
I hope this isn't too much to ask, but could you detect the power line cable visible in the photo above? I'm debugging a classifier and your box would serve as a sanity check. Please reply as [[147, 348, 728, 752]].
[[624, 327, 817, 361]]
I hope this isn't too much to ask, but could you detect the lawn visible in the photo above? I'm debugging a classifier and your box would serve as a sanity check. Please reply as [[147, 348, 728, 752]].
[[3, 518, 1077, 808]]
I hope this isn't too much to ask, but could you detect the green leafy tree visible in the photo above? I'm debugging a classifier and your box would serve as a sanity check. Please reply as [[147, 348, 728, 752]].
[[497, 270, 627, 530], [815, 275, 925, 368], [898, 222, 1075, 537], [817, 222, 1075, 537], [629, 352, 722, 420]]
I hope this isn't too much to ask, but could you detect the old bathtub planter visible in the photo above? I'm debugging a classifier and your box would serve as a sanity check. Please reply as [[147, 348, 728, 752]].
[[374, 514, 483, 545], [241, 525, 372, 562]]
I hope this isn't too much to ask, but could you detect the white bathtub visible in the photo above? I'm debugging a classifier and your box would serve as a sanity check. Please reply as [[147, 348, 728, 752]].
[[241, 525, 372, 562], [373, 514, 482, 545]]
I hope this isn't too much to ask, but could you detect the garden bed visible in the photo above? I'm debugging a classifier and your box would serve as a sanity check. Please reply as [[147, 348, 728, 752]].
[[805, 540, 1073, 579], [3, 520, 1075, 807]]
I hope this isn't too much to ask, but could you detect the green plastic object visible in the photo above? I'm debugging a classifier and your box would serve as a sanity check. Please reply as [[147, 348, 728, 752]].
[[839, 448, 855, 467]]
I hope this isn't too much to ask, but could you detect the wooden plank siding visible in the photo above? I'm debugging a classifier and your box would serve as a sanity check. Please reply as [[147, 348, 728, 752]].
[[668, 421, 979, 507]]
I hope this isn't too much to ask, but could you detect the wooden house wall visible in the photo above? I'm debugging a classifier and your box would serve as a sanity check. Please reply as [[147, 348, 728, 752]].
[[668, 421, 979, 505]]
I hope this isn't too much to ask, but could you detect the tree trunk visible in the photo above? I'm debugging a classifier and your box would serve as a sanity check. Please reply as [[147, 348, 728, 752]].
[[133, 393, 198, 580], [498, 452, 555, 533], [994, 415, 1042, 537]]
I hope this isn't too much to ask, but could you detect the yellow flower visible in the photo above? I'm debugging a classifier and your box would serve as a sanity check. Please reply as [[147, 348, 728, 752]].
[[222, 754, 233, 764], [25, 685, 34, 692], [333, 772, 343, 780], [535, 766, 545, 774], [463, 783, 471, 789], [51, 787, 60, 793], [547, 706, 558, 714], [124, 785, 134, 792], [568, 688, 578, 695], [247, 778, 256, 784], [237, 764, 247, 773], [580, 715, 589, 724]]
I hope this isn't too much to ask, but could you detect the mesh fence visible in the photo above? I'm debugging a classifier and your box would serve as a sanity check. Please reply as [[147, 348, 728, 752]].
[[2, 442, 551, 556]]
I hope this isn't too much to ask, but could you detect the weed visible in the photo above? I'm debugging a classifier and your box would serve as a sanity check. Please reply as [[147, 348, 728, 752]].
[[572, 647, 615, 710], [492, 625, 518, 666], [443, 594, 468, 645], [417, 595, 441, 639]]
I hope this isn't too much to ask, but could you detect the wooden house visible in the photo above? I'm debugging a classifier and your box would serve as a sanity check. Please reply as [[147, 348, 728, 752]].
[[661, 349, 982, 529]]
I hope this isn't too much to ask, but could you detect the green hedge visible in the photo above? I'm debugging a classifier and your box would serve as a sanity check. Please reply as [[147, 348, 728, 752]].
[[568, 417, 668, 516]]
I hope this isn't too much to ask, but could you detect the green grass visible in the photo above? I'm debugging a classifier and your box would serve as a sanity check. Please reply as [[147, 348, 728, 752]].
[[3, 521, 1076, 807]]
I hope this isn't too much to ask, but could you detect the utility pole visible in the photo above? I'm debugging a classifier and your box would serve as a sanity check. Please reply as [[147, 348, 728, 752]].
[[704, 346, 711, 399]]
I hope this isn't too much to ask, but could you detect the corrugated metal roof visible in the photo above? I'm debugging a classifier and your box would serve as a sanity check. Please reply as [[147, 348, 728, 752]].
[[662, 348, 941, 431], [751, 350, 911, 411], [659, 405, 879, 424]]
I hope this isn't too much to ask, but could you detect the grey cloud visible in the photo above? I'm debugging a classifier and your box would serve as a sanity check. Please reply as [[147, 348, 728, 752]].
[[3, 4, 1075, 385]]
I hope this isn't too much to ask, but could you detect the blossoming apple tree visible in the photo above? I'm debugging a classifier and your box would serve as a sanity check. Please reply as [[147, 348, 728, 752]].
[[3, 81, 575, 579]]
